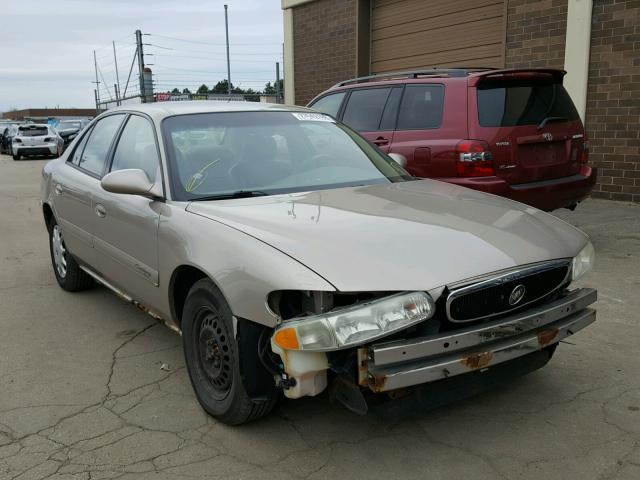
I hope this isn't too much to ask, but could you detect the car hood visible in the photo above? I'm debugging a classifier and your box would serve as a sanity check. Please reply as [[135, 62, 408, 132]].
[[186, 179, 588, 292]]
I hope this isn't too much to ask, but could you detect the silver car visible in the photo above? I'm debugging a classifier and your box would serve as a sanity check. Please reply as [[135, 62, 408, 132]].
[[13, 124, 63, 160], [40, 102, 597, 424]]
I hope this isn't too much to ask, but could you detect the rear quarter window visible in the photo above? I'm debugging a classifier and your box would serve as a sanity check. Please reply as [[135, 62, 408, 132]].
[[396, 84, 445, 130], [477, 82, 580, 127]]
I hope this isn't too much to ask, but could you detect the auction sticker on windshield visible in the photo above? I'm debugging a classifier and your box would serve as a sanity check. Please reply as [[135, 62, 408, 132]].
[[291, 112, 334, 122]]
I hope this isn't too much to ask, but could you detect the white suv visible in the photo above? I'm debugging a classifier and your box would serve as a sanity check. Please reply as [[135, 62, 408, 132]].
[[12, 124, 63, 160]]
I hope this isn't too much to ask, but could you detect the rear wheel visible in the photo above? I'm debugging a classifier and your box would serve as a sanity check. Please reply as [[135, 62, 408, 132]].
[[12, 153, 20, 160], [49, 218, 93, 291], [182, 278, 277, 425]]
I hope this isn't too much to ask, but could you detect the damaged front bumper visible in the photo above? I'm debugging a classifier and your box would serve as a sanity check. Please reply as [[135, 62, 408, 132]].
[[358, 288, 597, 392]]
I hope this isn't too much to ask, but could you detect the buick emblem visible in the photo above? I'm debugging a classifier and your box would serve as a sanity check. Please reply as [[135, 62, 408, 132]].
[[508, 284, 526, 306], [542, 133, 553, 141]]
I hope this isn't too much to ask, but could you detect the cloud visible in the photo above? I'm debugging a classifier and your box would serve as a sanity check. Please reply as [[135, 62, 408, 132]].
[[0, 0, 283, 111]]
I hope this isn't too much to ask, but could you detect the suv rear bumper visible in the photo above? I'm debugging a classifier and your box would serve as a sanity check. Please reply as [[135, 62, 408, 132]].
[[14, 145, 58, 157], [360, 288, 596, 393], [440, 165, 597, 211]]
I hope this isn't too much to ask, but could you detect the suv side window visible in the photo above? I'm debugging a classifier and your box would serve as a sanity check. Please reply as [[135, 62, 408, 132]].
[[110, 115, 160, 182], [77, 114, 125, 176], [310, 92, 346, 118], [396, 85, 445, 130], [342, 88, 391, 131]]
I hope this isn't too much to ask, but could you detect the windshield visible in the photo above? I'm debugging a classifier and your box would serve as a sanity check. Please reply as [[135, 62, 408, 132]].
[[163, 111, 411, 201], [59, 121, 82, 129]]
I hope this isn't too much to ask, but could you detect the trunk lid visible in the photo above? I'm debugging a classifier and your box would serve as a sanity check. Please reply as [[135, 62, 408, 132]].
[[469, 70, 586, 185]]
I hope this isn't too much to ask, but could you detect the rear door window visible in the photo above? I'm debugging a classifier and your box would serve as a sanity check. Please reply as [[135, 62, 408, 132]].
[[396, 85, 445, 130], [77, 114, 125, 176], [477, 82, 579, 127], [342, 88, 391, 131], [309, 92, 346, 118]]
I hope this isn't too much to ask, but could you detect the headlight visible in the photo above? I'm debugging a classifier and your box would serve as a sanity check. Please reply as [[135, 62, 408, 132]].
[[572, 241, 595, 281], [272, 291, 435, 351]]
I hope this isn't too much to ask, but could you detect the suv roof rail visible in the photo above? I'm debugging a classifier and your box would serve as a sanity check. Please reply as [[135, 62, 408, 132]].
[[333, 67, 497, 88]]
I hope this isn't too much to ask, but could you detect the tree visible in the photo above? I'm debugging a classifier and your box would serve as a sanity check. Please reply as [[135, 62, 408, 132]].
[[171, 88, 180, 95], [182, 88, 191, 95], [263, 80, 283, 95], [211, 80, 234, 94], [197, 84, 210, 94]]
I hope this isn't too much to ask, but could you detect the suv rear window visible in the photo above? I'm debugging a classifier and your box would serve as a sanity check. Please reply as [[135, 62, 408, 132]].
[[18, 126, 48, 137], [477, 81, 579, 127]]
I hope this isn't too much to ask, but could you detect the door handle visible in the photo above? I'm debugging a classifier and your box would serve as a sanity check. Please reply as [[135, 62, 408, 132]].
[[54, 184, 63, 196], [94, 204, 107, 218], [373, 136, 389, 146]]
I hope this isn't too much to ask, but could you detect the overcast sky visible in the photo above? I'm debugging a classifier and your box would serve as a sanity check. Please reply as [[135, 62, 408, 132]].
[[0, 0, 284, 112]]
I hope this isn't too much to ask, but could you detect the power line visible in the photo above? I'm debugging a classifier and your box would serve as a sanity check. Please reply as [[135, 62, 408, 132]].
[[148, 33, 283, 47]]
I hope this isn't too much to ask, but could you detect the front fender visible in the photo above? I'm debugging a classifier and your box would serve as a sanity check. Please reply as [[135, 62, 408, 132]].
[[157, 203, 336, 327]]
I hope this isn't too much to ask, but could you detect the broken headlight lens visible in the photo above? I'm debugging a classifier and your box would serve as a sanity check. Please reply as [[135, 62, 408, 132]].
[[572, 241, 595, 281], [272, 291, 434, 351]]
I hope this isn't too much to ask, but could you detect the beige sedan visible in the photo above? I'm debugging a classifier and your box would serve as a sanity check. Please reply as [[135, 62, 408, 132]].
[[41, 102, 597, 424]]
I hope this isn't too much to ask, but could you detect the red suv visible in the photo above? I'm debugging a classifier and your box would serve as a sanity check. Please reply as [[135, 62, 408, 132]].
[[308, 68, 596, 211]]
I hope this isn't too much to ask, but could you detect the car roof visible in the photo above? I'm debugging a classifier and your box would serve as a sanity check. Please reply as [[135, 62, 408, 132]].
[[106, 101, 313, 120]]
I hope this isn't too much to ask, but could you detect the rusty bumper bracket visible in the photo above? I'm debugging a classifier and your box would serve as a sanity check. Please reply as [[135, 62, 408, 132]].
[[363, 288, 596, 392]]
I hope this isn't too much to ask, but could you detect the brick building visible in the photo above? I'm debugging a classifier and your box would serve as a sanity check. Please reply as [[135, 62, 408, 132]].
[[282, 0, 640, 202], [1, 108, 96, 122]]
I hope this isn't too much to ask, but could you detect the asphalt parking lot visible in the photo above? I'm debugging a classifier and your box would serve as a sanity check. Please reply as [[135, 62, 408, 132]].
[[0, 153, 639, 480]]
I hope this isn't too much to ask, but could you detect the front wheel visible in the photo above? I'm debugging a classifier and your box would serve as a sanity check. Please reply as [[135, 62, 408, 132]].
[[182, 278, 277, 425], [49, 218, 93, 291]]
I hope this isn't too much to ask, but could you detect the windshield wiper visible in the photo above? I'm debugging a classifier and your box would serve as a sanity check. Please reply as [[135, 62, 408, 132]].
[[537, 116, 568, 129], [191, 190, 270, 201]]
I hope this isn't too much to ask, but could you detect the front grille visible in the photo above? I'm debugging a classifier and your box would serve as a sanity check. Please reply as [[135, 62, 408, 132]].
[[447, 260, 571, 322]]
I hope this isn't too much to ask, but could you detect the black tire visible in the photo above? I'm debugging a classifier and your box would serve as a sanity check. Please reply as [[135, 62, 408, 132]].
[[182, 278, 277, 425], [48, 217, 93, 291], [12, 154, 20, 160]]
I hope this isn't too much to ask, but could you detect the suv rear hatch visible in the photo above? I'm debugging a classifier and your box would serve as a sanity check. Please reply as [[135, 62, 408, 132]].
[[468, 70, 587, 185]]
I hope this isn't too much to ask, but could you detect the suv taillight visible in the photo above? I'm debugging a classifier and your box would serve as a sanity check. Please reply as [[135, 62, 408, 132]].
[[581, 140, 589, 164], [456, 140, 495, 177], [13, 138, 21, 143]]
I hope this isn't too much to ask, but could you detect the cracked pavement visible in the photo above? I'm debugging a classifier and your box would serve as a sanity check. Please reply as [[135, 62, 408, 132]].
[[1, 153, 639, 480]]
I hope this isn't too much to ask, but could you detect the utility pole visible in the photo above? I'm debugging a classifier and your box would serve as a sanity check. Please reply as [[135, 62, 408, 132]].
[[113, 41, 121, 106], [114, 84, 120, 106], [94, 89, 99, 114], [93, 50, 101, 109], [224, 5, 231, 95], [135, 29, 146, 102], [275, 62, 281, 103]]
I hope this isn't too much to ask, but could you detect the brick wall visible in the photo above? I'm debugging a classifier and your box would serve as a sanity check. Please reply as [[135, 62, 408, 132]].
[[292, 0, 358, 105], [505, 0, 569, 69], [585, 0, 640, 202]]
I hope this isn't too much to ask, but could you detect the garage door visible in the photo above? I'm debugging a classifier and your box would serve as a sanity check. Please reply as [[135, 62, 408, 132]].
[[371, 0, 506, 73]]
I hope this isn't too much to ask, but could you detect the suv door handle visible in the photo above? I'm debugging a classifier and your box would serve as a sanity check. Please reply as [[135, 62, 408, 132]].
[[373, 136, 389, 146], [94, 204, 107, 218], [54, 184, 63, 196]]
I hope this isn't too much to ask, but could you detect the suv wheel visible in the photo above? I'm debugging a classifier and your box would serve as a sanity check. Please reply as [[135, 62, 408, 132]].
[[182, 278, 277, 425], [49, 218, 93, 291], [12, 153, 20, 160]]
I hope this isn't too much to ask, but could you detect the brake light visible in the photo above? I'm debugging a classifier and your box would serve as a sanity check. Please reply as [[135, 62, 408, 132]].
[[581, 140, 589, 164], [456, 140, 495, 177], [44, 137, 52, 142], [13, 138, 21, 143]]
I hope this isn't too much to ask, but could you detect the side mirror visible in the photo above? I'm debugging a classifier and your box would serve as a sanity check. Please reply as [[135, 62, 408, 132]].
[[388, 152, 407, 168], [101, 169, 162, 198]]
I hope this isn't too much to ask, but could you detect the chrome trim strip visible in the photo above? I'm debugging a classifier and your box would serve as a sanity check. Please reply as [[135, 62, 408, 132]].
[[373, 288, 596, 367], [367, 308, 596, 392], [445, 259, 571, 323]]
